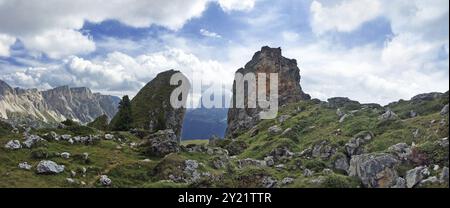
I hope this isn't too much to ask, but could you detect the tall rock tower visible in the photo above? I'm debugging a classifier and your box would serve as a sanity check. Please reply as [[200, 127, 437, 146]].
[[226, 46, 310, 138]]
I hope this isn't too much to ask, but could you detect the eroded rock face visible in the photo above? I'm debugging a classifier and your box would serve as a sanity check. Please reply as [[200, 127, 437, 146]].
[[349, 153, 399, 188], [226, 46, 310, 138]]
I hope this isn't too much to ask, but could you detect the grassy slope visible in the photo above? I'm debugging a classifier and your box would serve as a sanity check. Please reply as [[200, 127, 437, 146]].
[[0, 94, 448, 188]]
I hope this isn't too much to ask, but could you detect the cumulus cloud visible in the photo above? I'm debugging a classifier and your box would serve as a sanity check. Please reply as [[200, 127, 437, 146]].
[[310, 0, 382, 34], [200, 29, 222, 38], [21, 29, 96, 59], [1, 48, 235, 100], [218, 0, 256, 12], [0, 33, 16, 57], [0, 0, 210, 58]]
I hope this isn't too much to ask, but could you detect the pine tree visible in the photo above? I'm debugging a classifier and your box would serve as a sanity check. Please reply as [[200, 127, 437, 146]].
[[111, 95, 133, 131]]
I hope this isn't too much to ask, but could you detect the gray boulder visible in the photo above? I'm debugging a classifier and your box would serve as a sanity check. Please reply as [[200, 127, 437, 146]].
[[281, 177, 294, 185], [440, 104, 449, 116], [269, 147, 294, 161], [141, 129, 180, 157], [379, 110, 398, 121], [61, 152, 71, 159], [349, 153, 399, 188], [36, 160, 65, 174], [387, 143, 412, 161], [18, 162, 32, 170], [334, 155, 349, 174], [264, 156, 275, 167], [99, 175, 112, 186], [391, 177, 407, 188], [23, 134, 45, 148], [261, 176, 277, 188], [4, 140, 21, 150], [405, 166, 430, 188]]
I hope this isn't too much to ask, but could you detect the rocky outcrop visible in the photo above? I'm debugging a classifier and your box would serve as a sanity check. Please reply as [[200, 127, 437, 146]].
[[0, 80, 119, 125], [141, 129, 180, 157], [111, 70, 188, 139], [349, 153, 399, 188], [345, 131, 374, 156], [226, 46, 310, 138]]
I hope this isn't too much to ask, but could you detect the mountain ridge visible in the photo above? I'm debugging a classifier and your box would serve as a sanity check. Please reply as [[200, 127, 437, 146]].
[[0, 80, 120, 126]]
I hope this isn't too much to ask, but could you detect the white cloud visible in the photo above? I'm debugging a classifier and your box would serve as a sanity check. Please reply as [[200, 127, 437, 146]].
[[200, 29, 222, 38], [0, 0, 210, 58], [1, 48, 235, 101], [218, 0, 256, 12], [21, 29, 96, 59], [0, 33, 15, 56], [310, 0, 382, 34]]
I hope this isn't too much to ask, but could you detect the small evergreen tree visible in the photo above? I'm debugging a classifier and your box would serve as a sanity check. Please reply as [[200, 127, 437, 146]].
[[111, 95, 133, 131]]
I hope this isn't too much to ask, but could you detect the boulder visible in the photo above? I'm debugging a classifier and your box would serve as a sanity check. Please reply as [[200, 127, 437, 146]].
[[141, 129, 180, 157], [269, 147, 294, 161], [23, 134, 45, 148], [18, 162, 32, 170], [61, 152, 71, 159], [237, 158, 266, 168], [349, 153, 399, 188], [391, 177, 407, 188], [36, 160, 65, 174], [379, 110, 398, 121], [60, 134, 72, 140], [184, 160, 201, 183], [440, 104, 449, 115], [4, 140, 21, 150], [268, 125, 282, 135], [104, 134, 114, 140], [405, 166, 430, 188], [99, 175, 112, 186], [345, 131, 374, 156], [388, 143, 412, 161], [311, 140, 337, 159], [334, 155, 349, 174], [281, 177, 294, 185], [264, 156, 275, 167], [261, 176, 278, 188], [339, 114, 349, 123]]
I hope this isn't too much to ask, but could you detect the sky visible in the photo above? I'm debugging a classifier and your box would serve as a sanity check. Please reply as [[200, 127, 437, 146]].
[[0, 0, 448, 105]]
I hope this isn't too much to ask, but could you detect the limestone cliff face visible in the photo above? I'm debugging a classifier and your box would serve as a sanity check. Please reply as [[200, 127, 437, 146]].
[[0, 80, 119, 126], [226, 46, 310, 138]]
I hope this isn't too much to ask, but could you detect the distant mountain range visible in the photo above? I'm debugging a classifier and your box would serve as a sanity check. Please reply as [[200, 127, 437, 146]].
[[0, 80, 120, 127], [182, 107, 228, 140]]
